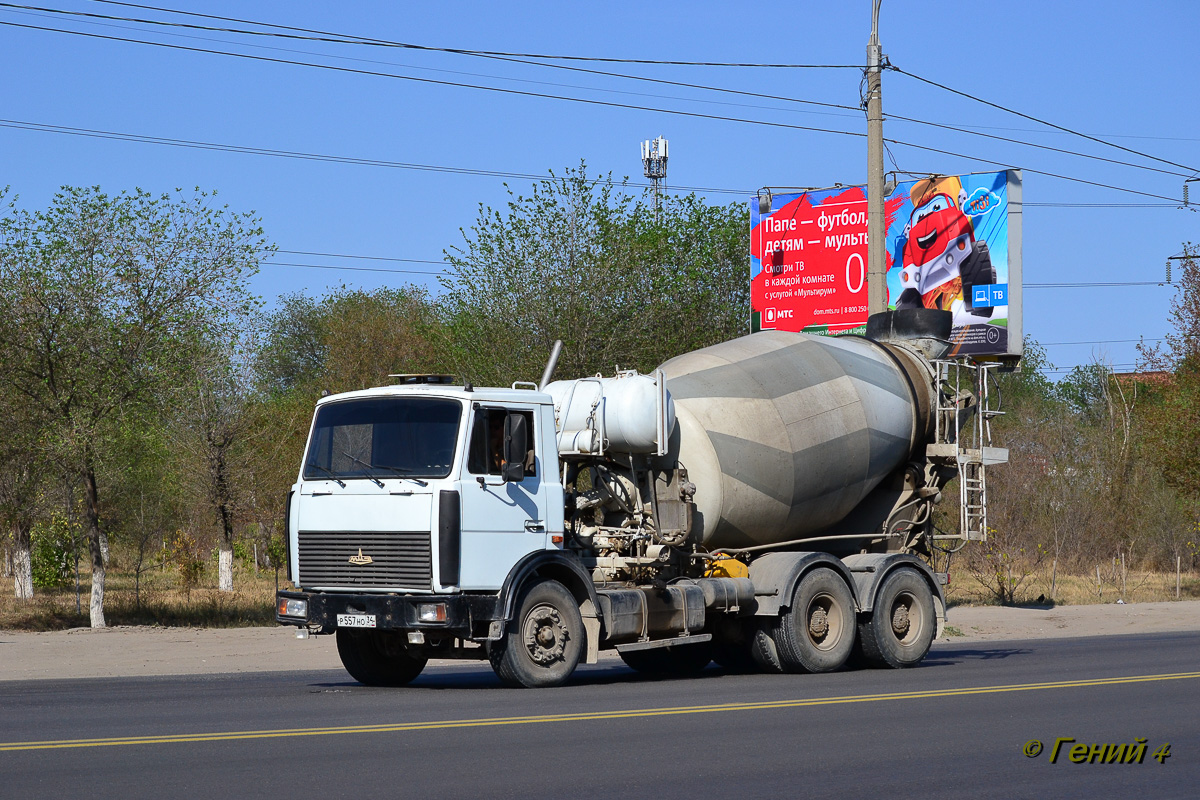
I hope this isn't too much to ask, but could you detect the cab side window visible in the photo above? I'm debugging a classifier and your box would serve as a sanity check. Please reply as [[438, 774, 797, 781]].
[[467, 409, 536, 477]]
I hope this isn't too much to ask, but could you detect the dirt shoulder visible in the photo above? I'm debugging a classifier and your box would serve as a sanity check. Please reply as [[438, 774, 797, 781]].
[[1, 600, 1198, 682], [944, 599, 1200, 642]]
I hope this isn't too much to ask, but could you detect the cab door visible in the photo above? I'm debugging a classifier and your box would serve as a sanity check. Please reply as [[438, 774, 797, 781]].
[[456, 405, 549, 589]]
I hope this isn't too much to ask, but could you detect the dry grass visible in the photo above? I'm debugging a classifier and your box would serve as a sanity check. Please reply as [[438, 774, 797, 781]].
[[0, 562, 288, 631], [946, 566, 1200, 607]]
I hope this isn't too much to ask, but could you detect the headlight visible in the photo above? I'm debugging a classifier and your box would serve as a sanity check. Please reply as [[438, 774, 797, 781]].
[[278, 598, 308, 618], [417, 602, 447, 623]]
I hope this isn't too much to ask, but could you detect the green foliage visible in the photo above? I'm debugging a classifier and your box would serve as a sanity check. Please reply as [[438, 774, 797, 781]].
[[440, 165, 749, 384], [0, 186, 267, 437], [993, 337, 1057, 415], [258, 285, 442, 395], [0, 186, 270, 623], [31, 514, 76, 589], [267, 534, 287, 576], [1142, 356, 1200, 497], [169, 531, 206, 598], [232, 540, 254, 567]]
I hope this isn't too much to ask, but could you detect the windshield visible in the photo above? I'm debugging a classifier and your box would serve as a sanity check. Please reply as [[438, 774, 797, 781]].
[[304, 397, 462, 481]]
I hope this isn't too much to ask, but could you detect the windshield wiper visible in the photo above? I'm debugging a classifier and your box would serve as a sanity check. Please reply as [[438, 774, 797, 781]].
[[306, 462, 346, 488], [366, 462, 429, 487], [339, 451, 385, 487]]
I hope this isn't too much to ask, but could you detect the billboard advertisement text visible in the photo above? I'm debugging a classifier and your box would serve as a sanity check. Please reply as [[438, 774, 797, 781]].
[[750, 170, 1022, 358]]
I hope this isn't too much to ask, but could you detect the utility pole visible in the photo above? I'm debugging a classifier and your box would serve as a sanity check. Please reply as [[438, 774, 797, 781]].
[[866, 0, 886, 315], [641, 136, 668, 221]]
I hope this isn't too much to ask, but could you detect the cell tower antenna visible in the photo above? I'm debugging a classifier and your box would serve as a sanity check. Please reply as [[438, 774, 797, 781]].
[[641, 136, 668, 221]]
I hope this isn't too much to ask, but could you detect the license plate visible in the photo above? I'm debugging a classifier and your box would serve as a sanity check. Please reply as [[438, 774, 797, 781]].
[[337, 613, 376, 629]]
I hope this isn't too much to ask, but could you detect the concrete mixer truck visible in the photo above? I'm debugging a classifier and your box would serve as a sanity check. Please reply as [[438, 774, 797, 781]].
[[275, 309, 1006, 687]]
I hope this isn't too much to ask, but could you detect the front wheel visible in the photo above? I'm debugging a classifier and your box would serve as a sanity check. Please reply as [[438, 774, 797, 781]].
[[857, 568, 936, 668], [489, 579, 584, 688], [335, 629, 428, 686]]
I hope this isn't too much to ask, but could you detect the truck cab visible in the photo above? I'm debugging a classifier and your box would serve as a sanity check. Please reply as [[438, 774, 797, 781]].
[[277, 378, 570, 642]]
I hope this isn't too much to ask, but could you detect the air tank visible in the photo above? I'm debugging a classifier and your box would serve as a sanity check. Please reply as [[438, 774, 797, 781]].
[[545, 372, 674, 455], [658, 329, 937, 550]]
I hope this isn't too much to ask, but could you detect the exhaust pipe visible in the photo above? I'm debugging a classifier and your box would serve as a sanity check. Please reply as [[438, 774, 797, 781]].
[[538, 340, 563, 391]]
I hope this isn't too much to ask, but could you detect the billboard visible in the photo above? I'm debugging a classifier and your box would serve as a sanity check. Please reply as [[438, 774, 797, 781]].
[[750, 170, 1022, 358]]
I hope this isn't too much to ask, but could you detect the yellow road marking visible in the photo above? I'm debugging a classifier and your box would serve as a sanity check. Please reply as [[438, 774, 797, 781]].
[[3, 670, 1198, 752]]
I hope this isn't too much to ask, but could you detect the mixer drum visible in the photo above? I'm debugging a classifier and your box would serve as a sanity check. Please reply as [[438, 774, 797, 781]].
[[659, 330, 934, 549]]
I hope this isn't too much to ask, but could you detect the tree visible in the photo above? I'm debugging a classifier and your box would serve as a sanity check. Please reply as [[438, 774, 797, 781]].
[[1140, 243, 1200, 371], [0, 394, 47, 600], [0, 186, 267, 626], [440, 165, 749, 385], [174, 336, 261, 592], [257, 285, 443, 396], [1138, 245, 1200, 499]]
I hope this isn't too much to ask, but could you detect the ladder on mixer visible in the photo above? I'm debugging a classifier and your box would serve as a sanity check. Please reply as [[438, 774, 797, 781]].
[[931, 360, 1008, 542]]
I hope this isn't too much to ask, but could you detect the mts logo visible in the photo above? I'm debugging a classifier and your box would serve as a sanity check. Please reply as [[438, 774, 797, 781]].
[[762, 308, 794, 327]]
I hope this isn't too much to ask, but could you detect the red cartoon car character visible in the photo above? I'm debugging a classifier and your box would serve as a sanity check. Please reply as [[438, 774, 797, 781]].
[[893, 176, 996, 325]]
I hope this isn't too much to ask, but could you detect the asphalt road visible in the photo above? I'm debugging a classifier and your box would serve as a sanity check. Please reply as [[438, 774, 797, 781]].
[[1, 632, 1197, 799]]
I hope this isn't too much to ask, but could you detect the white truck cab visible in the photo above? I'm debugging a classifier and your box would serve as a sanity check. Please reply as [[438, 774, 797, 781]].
[[279, 379, 573, 608]]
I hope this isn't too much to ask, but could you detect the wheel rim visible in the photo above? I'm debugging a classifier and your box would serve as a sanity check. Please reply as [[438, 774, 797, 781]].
[[889, 591, 923, 647], [522, 603, 570, 665], [805, 592, 845, 652]]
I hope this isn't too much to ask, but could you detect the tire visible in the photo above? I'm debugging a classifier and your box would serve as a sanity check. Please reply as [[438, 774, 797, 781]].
[[858, 568, 936, 669], [767, 567, 856, 673], [335, 629, 428, 686], [489, 579, 584, 688], [750, 626, 785, 673], [619, 642, 712, 676]]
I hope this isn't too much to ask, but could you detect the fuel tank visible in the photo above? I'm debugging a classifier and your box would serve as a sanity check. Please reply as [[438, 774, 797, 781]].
[[658, 330, 937, 549]]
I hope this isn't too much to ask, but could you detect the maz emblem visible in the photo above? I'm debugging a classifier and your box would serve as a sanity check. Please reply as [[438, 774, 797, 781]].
[[348, 548, 374, 566]]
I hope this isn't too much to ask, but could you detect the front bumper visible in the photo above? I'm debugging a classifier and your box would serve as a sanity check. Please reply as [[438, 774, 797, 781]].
[[276, 589, 503, 639]]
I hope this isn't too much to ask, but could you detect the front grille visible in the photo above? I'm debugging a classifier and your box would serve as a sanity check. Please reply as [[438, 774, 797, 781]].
[[298, 531, 432, 590]]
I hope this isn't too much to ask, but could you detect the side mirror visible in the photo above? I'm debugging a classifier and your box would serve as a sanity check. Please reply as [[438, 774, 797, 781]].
[[501, 413, 527, 483]]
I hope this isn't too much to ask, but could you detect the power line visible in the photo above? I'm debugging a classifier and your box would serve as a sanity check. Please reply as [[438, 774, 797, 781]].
[[885, 112, 1193, 179], [1024, 281, 1167, 288], [883, 137, 1182, 202], [0, 19, 875, 141], [1024, 202, 1176, 208], [88, 0, 862, 68], [900, 119, 1200, 144], [1041, 338, 1163, 346], [16, 4, 1190, 182], [264, 259, 446, 278], [3, 115, 1188, 211], [892, 66, 1199, 175], [1036, 365, 1139, 374], [5, 20, 1186, 205], [0, 4, 866, 123], [0, 117, 750, 195], [276, 249, 446, 265], [256, 257, 1177, 291]]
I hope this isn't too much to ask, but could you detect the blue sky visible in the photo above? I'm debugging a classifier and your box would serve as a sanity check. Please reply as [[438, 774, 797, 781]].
[[2, 0, 1196, 375]]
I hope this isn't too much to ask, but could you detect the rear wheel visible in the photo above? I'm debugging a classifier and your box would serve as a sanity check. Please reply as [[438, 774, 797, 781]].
[[489, 579, 584, 688], [768, 568, 856, 673], [335, 629, 428, 686], [858, 568, 936, 668], [619, 641, 712, 675]]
